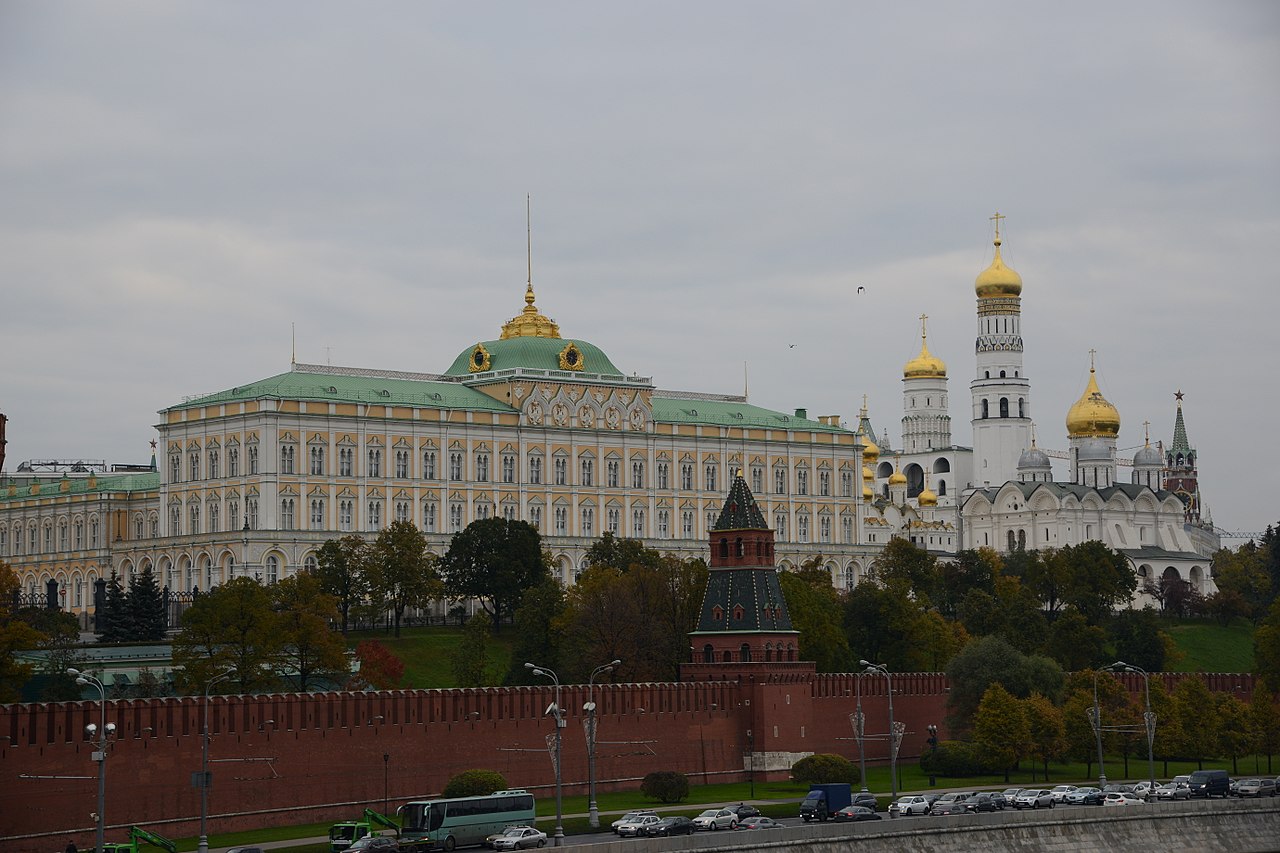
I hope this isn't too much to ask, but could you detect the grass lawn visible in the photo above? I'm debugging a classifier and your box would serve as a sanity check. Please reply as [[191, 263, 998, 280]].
[[1164, 618, 1255, 673], [345, 625, 515, 688]]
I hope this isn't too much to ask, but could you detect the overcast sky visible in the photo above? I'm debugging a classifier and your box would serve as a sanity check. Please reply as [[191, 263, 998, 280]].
[[1, 2, 1276, 538]]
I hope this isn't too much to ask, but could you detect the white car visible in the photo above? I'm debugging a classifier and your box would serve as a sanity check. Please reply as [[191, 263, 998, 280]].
[[1049, 785, 1077, 803], [1131, 780, 1155, 799], [491, 826, 547, 850], [889, 795, 931, 817], [692, 808, 738, 830], [1103, 792, 1143, 807], [610, 810, 655, 834], [1013, 789, 1054, 809], [614, 814, 661, 837]]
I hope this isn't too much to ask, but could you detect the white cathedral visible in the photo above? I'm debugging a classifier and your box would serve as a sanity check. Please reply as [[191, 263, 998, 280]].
[[859, 216, 1217, 604]]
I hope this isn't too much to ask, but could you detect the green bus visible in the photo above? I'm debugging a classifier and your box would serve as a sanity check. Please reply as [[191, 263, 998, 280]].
[[400, 789, 537, 850]]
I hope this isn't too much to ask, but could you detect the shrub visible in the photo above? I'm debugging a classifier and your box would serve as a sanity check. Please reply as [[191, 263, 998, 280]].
[[790, 753, 860, 786], [641, 770, 690, 803], [441, 769, 508, 798], [920, 740, 1000, 777]]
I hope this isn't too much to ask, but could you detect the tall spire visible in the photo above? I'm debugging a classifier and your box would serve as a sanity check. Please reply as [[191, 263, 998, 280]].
[[500, 195, 562, 340], [1170, 390, 1190, 452]]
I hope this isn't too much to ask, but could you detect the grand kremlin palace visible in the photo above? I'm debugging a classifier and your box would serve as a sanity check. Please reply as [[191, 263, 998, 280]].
[[0, 222, 1216, 618]]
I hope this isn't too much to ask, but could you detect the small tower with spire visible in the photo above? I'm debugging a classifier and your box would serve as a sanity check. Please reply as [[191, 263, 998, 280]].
[[684, 472, 803, 673], [902, 314, 952, 456], [1162, 391, 1201, 521], [1066, 351, 1121, 488], [1132, 420, 1163, 489]]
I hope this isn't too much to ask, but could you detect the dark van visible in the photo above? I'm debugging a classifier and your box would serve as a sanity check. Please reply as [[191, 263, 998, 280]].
[[1188, 769, 1230, 798]]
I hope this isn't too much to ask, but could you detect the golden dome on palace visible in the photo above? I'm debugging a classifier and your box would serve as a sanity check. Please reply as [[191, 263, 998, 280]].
[[918, 486, 938, 507], [862, 465, 874, 482], [501, 283, 561, 339], [975, 238, 1023, 299], [889, 467, 907, 485], [861, 435, 880, 461], [1066, 367, 1121, 438], [862, 483, 874, 501], [903, 333, 947, 379]]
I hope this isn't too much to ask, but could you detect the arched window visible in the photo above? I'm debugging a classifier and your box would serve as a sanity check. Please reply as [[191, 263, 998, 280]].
[[1008, 530, 1016, 551], [981, 399, 989, 419], [1017, 529, 1026, 550], [1018, 398, 1025, 418], [735, 537, 744, 558], [1000, 370, 1006, 378], [937, 480, 947, 496], [999, 397, 1009, 418], [703, 644, 714, 663], [719, 538, 729, 559], [740, 644, 752, 662]]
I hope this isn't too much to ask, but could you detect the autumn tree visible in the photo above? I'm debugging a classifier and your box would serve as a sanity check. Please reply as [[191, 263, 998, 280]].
[[440, 518, 546, 633], [172, 576, 282, 694], [1249, 680, 1280, 774], [870, 537, 940, 606], [1168, 677, 1220, 768], [315, 535, 373, 634], [351, 640, 404, 690], [372, 520, 441, 637], [272, 572, 348, 691], [1210, 542, 1272, 624], [0, 562, 42, 702], [1023, 692, 1066, 782], [973, 683, 1030, 782], [1216, 693, 1252, 775], [1255, 598, 1280, 689]]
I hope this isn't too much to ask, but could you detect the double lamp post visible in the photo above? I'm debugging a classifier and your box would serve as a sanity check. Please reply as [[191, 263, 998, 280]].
[[67, 668, 114, 853]]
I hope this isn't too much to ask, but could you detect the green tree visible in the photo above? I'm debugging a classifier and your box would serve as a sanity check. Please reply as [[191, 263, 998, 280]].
[[790, 753, 860, 785], [372, 520, 441, 638], [171, 576, 281, 694], [25, 608, 86, 701], [869, 537, 939, 606], [641, 770, 690, 803], [272, 572, 348, 691], [1261, 524, 1280, 610], [1043, 607, 1107, 671], [586, 532, 662, 573], [1108, 608, 1167, 673], [126, 567, 168, 641], [1023, 692, 1066, 782], [945, 635, 1064, 733], [453, 611, 495, 688], [1059, 542, 1137, 624], [95, 570, 130, 643], [973, 683, 1030, 782], [505, 579, 567, 685], [1255, 598, 1280, 689], [779, 564, 854, 672], [314, 535, 373, 634], [1015, 548, 1069, 616], [844, 579, 934, 671], [935, 549, 998, 620], [440, 518, 547, 633], [1210, 541, 1271, 623]]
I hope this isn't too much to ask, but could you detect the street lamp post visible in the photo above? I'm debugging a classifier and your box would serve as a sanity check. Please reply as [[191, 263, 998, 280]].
[[584, 659, 620, 829], [1090, 669, 1108, 789], [860, 660, 898, 800], [746, 729, 755, 798], [383, 753, 390, 815], [850, 672, 868, 793], [68, 668, 113, 853], [927, 725, 939, 787], [525, 662, 564, 846], [1112, 661, 1156, 801], [198, 668, 236, 853]]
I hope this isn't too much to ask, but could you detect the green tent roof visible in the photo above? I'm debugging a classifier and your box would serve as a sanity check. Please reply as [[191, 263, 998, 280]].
[[168, 370, 515, 413], [1, 470, 159, 504]]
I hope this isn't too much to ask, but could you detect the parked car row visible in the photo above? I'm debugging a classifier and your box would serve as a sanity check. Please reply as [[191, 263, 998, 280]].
[[610, 803, 767, 836]]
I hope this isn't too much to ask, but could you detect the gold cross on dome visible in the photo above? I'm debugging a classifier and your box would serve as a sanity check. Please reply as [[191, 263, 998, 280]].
[[1089, 348, 1097, 370], [990, 211, 1005, 241], [919, 313, 928, 338]]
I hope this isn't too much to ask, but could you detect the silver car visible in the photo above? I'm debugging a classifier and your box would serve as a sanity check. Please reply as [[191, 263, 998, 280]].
[[1235, 778, 1278, 798], [1013, 789, 1055, 809], [889, 795, 931, 817], [692, 808, 738, 830], [1154, 782, 1191, 801]]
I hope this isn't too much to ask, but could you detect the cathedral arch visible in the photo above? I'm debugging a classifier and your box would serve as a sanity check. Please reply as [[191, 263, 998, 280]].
[[1017, 529, 1026, 550], [904, 463, 924, 498], [933, 458, 951, 473], [877, 461, 894, 479], [999, 397, 1010, 418]]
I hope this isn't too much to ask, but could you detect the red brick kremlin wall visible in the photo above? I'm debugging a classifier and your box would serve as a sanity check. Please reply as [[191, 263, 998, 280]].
[[0, 672, 1257, 849]]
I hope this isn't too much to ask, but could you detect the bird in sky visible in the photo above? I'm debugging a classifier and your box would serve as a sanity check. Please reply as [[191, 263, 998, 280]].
[[788, 344, 796, 349], [857, 286, 866, 294]]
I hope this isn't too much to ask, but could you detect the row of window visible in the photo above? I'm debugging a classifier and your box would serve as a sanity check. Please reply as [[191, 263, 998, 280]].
[[161, 494, 859, 544], [168, 447, 858, 496], [0, 517, 103, 557]]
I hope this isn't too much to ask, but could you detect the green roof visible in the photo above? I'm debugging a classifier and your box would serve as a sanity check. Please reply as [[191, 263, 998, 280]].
[[168, 370, 515, 413], [444, 337, 624, 378], [650, 397, 851, 433], [1, 470, 159, 503]]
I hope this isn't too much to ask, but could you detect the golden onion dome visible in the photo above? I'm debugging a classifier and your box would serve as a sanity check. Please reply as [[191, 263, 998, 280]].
[[917, 486, 938, 507], [975, 237, 1023, 299], [889, 466, 907, 485], [861, 435, 880, 462], [862, 483, 874, 502], [1066, 366, 1121, 438], [903, 328, 947, 379], [862, 465, 874, 482]]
